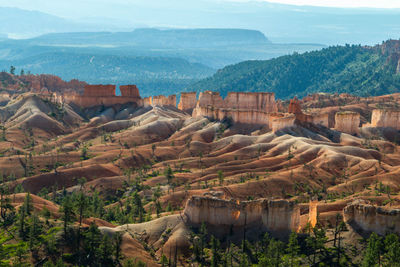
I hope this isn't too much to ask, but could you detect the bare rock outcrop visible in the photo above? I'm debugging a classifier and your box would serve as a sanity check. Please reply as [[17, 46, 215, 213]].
[[344, 200, 400, 235], [184, 196, 300, 237], [270, 114, 296, 132], [334, 111, 360, 135], [178, 92, 197, 113], [224, 92, 277, 112], [370, 109, 400, 130], [152, 95, 176, 107], [83, 85, 116, 97], [120, 85, 140, 98], [192, 91, 278, 126]]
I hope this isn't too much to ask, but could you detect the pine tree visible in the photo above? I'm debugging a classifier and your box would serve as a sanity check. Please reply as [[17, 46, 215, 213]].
[[114, 232, 123, 265], [363, 232, 383, 267], [210, 235, 221, 267], [100, 234, 114, 266], [383, 233, 400, 265], [60, 196, 74, 240], [286, 231, 300, 267]]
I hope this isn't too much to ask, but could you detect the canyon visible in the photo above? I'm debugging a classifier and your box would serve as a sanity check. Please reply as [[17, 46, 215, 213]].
[[2, 83, 400, 265]]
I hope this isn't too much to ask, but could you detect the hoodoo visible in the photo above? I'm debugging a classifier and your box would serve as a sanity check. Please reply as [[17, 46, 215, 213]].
[[370, 109, 400, 130], [184, 196, 300, 238], [334, 111, 360, 135], [178, 92, 197, 113], [344, 201, 400, 235]]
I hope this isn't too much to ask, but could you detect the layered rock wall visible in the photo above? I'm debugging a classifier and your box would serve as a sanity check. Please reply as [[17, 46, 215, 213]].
[[343, 201, 400, 235], [334, 112, 360, 135], [152, 95, 176, 107], [270, 114, 295, 132], [370, 109, 400, 130], [83, 85, 116, 97], [224, 92, 277, 112], [142, 97, 152, 107], [184, 196, 299, 237], [192, 91, 278, 126], [120, 85, 140, 98], [178, 92, 197, 113], [64, 84, 141, 108]]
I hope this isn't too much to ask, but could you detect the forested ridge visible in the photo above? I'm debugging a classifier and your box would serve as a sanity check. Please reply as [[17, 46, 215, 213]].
[[189, 42, 400, 99]]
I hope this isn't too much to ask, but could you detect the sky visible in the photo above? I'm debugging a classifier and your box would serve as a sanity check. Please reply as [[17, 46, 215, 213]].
[[0, 0, 399, 18], [262, 0, 400, 8]]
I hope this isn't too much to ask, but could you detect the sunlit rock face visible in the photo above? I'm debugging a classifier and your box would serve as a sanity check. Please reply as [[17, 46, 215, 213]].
[[192, 91, 278, 126], [184, 196, 300, 237], [224, 92, 277, 113], [152, 95, 176, 107], [120, 85, 140, 98], [334, 111, 360, 135], [270, 114, 295, 132], [63, 84, 142, 108], [83, 85, 116, 97], [344, 201, 400, 235], [178, 92, 197, 113], [370, 109, 400, 130]]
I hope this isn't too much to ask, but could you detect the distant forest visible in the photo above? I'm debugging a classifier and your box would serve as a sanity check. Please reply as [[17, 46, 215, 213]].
[[189, 43, 400, 99]]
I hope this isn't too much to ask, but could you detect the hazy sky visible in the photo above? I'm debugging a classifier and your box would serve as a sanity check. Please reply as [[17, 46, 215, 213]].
[[263, 0, 400, 8], [0, 0, 399, 19]]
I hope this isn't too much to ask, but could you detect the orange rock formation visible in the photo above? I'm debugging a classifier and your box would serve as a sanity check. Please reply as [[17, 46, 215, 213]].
[[192, 91, 278, 126], [83, 85, 116, 97], [120, 85, 140, 98], [152, 95, 176, 107], [184, 196, 300, 237], [334, 111, 360, 135], [178, 92, 197, 113], [63, 84, 142, 108], [370, 109, 400, 130], [344, 200, 400, 235]]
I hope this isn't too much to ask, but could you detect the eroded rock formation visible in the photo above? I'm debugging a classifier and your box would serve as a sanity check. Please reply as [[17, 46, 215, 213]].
[[63, 84, 142, 108], [334, 111, 360, 135], [224, 92, 277, 112], [83, 85, 116, 97], [184, 196, 300, 237], [152, 95, 176, 107], [178, 92, 197, 113], [120, 85, 140, 98], [192, 91, 278, 126], [370, 109, 400, 130], [344, 201, 400, 235], [270, 114, 295, 132]]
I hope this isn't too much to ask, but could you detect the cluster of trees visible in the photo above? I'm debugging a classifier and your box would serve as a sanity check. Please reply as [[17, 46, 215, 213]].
[[190, 44, 400, 99], [0, 181, 146, 266], [190, 220, 400, 267]]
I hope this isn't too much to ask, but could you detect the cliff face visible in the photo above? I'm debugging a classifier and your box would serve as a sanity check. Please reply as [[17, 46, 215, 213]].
[[270, 114, 295, 132], [184, 196, 299, 237], [334, 112, 360, 135], [344, 201, 400, 235], [288, 98, 302, 114], [64, 84, 141, 108], [83, 85, 116, 97], [184, 196, 300, 236], [370, 109, 400, 130], [192, 91, 278, 126], [224, 92, 277, 113], [152, 95, 176, 107], [142, 97, 152, 107], [178, 92, 197, 113], [120, 85, 140, 98]]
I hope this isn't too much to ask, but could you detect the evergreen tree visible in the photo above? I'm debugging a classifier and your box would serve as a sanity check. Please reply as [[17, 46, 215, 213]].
[[286, 231, 300, 267], [383, 233, 400, 266], [60, 196, 74, 240], [363, 232, 383, 267]]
